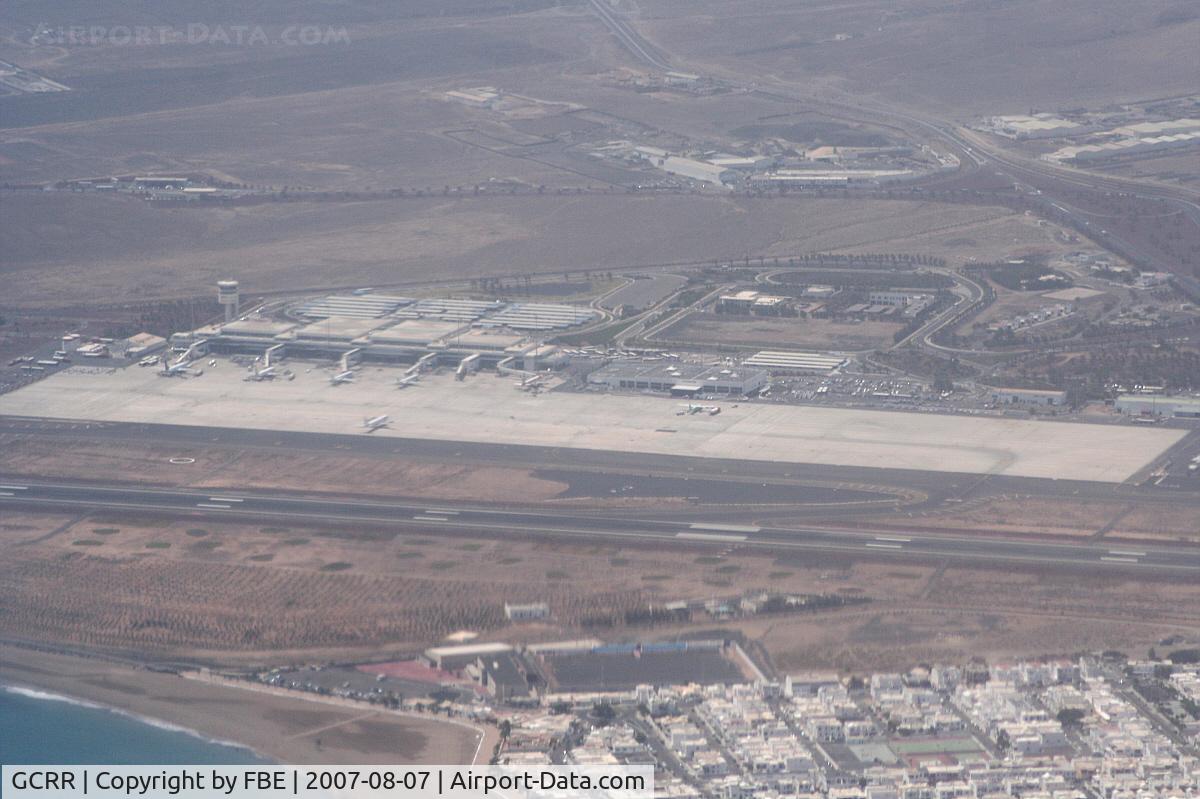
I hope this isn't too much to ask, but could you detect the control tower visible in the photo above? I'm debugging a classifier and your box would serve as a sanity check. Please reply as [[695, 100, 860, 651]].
[[217, 279, 240, 322]]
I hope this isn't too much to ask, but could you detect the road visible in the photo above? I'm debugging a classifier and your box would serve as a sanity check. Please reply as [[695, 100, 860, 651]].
[[586, 0, 673, 72], [584, 1, 1199, 278], [3, 478, 1198, 573]]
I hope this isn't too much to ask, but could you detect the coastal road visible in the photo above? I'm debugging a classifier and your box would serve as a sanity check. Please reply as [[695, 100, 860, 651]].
[[3, 479, 1199, 573]]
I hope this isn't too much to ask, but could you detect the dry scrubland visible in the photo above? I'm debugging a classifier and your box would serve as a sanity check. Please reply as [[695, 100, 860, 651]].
[[0, 436, 569, 504], [2, 194, 1066, 307], [900, 496, 1200, 544], [0, 3, 593, 188], [636, 0, 1200, 114], [2, 511, 1198, 672], [662, 313, 902, 351]]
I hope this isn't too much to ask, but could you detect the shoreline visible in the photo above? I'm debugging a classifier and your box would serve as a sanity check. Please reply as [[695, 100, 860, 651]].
[[2, 682, 269, 761], [0, 645, 489, 765]]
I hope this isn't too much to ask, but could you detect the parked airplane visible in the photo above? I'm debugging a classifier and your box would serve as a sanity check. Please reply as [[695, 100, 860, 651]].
[[330, 369, 355, 385], [396, 373, 420, 389], [362, 414, 389, 432], [244, 365, 276, 382], [158, 356, 193, 377], [676, 403, 721, 416]]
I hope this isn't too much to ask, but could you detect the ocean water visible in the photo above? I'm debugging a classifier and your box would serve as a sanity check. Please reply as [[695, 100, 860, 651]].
[[1, 686, 266, 765]]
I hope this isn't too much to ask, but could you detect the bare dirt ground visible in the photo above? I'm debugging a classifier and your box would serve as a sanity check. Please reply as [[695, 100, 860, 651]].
[[0, 195, 1068, 307], [634, 0, 1200, 115], [661, 312, 902, 351], [951, 281, 1101, 338], [2, 508, 1197, 674], [854, 495, 1200, 544], [1095, 153, 1200, 190], [0, 436, 568, 503]]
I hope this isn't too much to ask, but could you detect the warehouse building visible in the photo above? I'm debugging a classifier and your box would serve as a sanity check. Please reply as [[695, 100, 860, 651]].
[[505, 602, 550, 621], [422, 642, 514, 672], [123, 332, 168, 360], [716, 290, 790, 314], [1115, 394, 1200, 419], [988, 114, 1084, 140], [658, 156, 734, 186], [990, 387, 1068, 407], [445, 87, 500, 108], [743, 350, 846, 375], [588, 361, 768, 396]]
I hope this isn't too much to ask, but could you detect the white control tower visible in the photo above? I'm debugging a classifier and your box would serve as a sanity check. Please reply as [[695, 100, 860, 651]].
[[217, 279, 240, 322]]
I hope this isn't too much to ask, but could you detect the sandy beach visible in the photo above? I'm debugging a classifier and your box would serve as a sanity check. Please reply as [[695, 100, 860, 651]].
[[0, 645, 488, 765]]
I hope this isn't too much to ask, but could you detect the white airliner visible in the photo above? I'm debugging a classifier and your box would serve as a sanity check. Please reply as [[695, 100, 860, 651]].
[[676, 403, 721, 416], [244, 365, 276, 382], [362, 414, 389, 432], [330, 370, 355, 385], [396, 373, 420, 388], [158, 356, 193, 377]]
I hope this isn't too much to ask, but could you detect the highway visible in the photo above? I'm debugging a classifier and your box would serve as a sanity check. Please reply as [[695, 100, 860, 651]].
[[586, 0, 673, 72], [3, 479, 1198, 573]]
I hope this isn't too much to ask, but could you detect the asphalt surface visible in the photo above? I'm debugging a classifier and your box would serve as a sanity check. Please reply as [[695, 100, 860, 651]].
[[3, 478, 1198, 573], [1, 415, 1197, 512]]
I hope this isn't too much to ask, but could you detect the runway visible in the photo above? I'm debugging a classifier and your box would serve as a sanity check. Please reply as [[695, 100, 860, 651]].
[[3, 478, 1198, 573], [2, 415, 1197, 509]]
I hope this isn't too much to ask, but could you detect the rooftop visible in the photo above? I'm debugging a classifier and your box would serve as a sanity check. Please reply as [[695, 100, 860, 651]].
[[294, 316, 389, 341], [294, 295, 414, 319], [368, 319, 470, 345], [220, 319, 300, 338], [743, 350, 847, 373]]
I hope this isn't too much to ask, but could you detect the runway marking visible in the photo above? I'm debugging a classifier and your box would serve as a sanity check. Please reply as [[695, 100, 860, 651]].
[[1100, 556, 1139, 564], [195, 502, 232, 509], [1108, 550, 1146, 557], [424, 509, 459, 516], [412, 515, 449, 522], [0, 485, 29, 491], [0, 491, 14, 497], [676, 532, 747, 543], [865, 542, 903, 550], [874, 535, 911, 543], [208, 497, 244, 503], [688, 522, 761, 534], [10, 494, 1200, 572]]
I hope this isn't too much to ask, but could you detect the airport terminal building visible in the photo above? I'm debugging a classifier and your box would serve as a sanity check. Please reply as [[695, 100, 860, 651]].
[[169, 291, 591, 372], [1115, 394, 1200, 419], [588, 362, 768, 397]]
